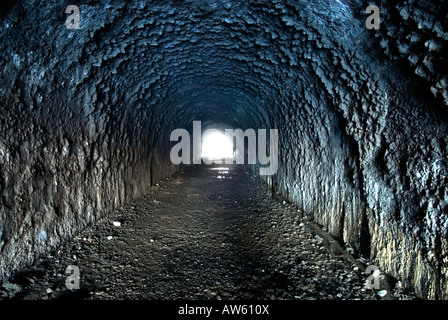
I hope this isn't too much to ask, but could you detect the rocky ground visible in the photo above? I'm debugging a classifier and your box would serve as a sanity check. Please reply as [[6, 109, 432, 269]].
[[0, 164, 416, 300]]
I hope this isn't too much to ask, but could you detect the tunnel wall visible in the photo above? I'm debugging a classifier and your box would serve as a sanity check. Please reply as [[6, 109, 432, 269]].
[[257, 1, 448, 299], [0, 2, 179, 281], [360, 0, 448, 299], [0, 80, 169, 281], [367, 0, 448, 105], [267, 60, 448, 299]]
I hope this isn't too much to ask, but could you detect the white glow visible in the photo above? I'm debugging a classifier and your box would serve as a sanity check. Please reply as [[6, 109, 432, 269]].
[[201, 131, 233, 160]]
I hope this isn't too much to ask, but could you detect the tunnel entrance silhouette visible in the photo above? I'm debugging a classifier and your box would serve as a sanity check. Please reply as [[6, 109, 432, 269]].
[[201, 131, 234, 163]]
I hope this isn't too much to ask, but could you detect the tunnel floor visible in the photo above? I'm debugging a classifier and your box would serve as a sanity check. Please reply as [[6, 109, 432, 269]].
[[3, 164, 407, 300]]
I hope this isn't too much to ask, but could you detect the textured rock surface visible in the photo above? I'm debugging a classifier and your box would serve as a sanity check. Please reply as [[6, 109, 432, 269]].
[[3, 165, 416, 300], [0, 0, 447, 299], [362, 0, 448, 104]]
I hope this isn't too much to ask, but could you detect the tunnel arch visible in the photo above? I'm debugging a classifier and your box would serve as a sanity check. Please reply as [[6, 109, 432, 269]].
[[0, 0, 447, 299]]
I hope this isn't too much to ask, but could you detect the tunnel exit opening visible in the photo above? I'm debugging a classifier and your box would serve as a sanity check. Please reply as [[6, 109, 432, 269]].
[[201, 130, 234, 163]]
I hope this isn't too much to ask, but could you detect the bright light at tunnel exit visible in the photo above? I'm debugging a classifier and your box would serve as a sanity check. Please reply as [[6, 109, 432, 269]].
[[201, 131, 234, 161]]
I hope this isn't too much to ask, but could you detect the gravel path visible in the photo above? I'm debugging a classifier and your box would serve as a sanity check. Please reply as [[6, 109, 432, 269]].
[[1, 164, 414, 300]]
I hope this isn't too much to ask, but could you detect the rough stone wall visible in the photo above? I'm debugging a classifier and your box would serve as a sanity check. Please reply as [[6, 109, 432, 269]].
[[0, 1, 177, 282], [265, 0, 448, 299], [0, 0, 447, 299], [358, 0, 448, 299], [362, 0, 448, 104]]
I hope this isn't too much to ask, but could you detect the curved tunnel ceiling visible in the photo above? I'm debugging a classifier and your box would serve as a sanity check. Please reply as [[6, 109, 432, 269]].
[[1, 0, 381, 137]]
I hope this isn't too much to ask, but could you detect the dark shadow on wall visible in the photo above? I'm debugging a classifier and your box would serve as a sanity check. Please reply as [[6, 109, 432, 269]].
[[359, 208, 371, 259], [0, 0, 22, 19]]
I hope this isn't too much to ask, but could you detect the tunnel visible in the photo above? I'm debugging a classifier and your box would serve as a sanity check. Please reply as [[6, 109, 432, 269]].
[[0, 0, 447, 301]]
